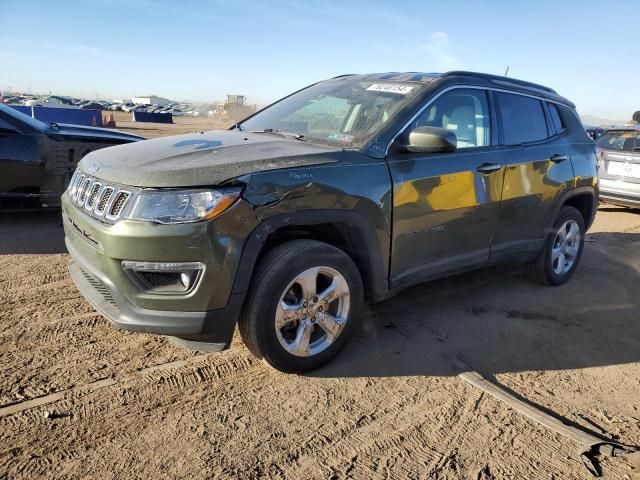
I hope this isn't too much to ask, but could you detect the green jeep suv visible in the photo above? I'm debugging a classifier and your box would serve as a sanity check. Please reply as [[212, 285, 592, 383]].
[[63, 71, 598, 372]]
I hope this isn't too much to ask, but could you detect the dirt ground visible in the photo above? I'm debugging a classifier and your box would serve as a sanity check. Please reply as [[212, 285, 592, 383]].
[[1, 120, 639, 479], [108, 111, 233, 138]]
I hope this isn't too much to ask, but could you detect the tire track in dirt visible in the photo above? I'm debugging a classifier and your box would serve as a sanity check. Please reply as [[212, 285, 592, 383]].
[[0, 350, 260, 478], [0, 349, 255, 418]]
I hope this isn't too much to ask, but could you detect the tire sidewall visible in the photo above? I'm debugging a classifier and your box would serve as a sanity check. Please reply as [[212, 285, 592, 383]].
[[543, 207, 586, 285], [251, 245, 363, 373]]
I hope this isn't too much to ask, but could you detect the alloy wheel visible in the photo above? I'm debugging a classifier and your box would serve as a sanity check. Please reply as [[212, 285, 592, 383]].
[[274, 266, 351, 357], [551, 219, 581, 274]]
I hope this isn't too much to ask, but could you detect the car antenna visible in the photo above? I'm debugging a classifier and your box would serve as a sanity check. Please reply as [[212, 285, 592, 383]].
[[504, 65, 510, 77]]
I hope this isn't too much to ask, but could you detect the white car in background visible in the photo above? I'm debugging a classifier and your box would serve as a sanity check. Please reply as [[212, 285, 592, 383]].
[[121, 102, 137, 112], [596, 126, 640, 208]]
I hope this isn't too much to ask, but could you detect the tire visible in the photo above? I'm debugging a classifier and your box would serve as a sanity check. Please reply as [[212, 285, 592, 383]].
[[526, 205, 585, 285], [239, 239, 363, 373]]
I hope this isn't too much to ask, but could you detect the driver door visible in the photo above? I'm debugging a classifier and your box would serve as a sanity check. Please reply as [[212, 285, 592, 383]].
[[386, 88, 505, 289]]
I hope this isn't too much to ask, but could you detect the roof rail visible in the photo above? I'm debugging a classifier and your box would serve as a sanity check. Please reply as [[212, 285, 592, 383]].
[[332, 74, 356, 79], [441, 71, 557, 94]]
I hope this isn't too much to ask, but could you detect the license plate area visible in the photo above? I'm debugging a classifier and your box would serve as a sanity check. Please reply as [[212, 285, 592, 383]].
[[607, 161, 640, 179]]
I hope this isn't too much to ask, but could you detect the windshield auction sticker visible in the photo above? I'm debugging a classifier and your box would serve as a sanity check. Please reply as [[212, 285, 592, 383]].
[[366, 83, 415, 95]]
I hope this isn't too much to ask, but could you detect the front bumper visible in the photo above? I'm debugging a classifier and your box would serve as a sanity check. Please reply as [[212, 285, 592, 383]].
[[67, 239, 243, 345], [599, 178, 640, 208], [62, 191, 259, 345]]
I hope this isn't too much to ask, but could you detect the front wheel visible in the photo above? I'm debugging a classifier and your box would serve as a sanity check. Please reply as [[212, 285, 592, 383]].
[[526, 205, 585, 285], [239, 240, 363, 373]]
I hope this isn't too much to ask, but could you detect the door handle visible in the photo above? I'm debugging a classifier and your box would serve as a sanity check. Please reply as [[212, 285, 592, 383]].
[[476, 162, 502, 174], [550, 153, 568, 163]]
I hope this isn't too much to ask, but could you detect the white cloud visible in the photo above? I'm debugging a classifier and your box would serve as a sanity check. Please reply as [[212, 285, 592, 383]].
[[421, 32, 458, 72]]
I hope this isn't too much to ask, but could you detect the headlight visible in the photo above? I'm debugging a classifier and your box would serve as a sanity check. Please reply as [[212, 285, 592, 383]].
[[127, 188, 241, 224]]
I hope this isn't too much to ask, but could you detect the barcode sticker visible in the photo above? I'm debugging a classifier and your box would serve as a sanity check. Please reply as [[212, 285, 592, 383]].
[[366, 83, 414, 95]]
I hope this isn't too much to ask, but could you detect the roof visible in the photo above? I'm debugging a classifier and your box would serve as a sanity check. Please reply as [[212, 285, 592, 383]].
[[332, 71, 572, 107]]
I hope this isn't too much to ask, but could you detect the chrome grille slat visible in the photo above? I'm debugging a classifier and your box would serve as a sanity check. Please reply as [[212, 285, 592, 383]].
[[77, 178, 93, 206], [106, 191, 131, 220], [95, 187, 114, 215], [85, 182, 102, 210], [67, 169, 137, 223]]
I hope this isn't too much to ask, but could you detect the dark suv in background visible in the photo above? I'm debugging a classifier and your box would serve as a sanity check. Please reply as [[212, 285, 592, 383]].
[[63, 71, 598, 372]]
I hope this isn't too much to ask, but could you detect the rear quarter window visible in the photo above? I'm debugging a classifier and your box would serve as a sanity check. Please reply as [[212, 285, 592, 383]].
[[547, 103, 564, 133], [496, 92, 549, 145]]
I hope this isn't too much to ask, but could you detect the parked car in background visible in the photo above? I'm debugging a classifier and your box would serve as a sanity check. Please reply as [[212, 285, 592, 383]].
[[79, 102, 105, 110], [596, 126, 640, 208], [0, 103, 144, 209], [63, 71, 597, 372], [26, 95, 77, 108], [160, 107, 184, 116]]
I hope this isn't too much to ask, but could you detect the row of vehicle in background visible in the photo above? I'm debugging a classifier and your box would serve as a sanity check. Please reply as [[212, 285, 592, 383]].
[[120, 103, 187, 116], [1, 95, 194, 115], [0, 93, 254, 119]]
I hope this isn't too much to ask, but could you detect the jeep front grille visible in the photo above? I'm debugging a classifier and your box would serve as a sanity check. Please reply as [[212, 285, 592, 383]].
[[67, 170, 137, 223]]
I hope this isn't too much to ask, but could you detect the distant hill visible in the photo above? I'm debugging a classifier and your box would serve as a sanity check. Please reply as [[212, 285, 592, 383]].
[[580, 114, 628, 127]]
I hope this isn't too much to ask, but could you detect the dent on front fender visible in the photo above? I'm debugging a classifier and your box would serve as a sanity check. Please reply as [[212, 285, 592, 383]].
[[236, 154, 393, 297]]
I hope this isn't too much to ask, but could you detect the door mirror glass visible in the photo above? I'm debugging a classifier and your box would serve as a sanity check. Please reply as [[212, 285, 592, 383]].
[[406, 126, 457, 153]]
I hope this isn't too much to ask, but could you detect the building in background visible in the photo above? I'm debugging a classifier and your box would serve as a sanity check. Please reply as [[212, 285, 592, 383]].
[[132, 95, 171, 106]]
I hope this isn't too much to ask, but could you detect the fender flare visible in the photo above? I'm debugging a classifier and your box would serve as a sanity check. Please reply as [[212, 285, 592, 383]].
[[547, 186, 598, 231], [230, 209, 389, 302]]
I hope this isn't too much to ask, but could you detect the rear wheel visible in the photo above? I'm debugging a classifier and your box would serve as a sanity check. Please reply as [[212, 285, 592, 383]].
[[526, 206, 585, 285], [239, 240, 363, 373]]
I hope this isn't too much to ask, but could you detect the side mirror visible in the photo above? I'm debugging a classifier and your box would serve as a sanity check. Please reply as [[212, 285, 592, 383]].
[[404, 126, 457, 154]]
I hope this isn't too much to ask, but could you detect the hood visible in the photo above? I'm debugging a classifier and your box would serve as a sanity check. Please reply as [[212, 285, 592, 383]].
[[78, 130, 342, 187], [49, 123, 145, 142]]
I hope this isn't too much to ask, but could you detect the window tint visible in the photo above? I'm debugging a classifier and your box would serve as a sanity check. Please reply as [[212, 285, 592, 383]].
[[496, 92, 548, 145], [548, 103, 564, 133], [411, 89, 490, 149]]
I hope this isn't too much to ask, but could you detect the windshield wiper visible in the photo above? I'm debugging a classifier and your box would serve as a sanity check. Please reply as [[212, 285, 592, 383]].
[[251, 128, 306, 141]]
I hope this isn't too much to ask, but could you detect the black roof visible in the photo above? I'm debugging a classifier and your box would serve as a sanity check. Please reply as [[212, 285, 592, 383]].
[[333, 71, 573, 108]]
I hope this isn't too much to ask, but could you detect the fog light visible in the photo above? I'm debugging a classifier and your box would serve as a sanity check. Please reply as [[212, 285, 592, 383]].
[[121, 261, 204, 294], [181, 272, 195, 289]]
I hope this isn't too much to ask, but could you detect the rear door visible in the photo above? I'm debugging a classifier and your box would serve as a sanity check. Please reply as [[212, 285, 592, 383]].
[[490, 92, 574, 259], [387, 87, 505, 289]]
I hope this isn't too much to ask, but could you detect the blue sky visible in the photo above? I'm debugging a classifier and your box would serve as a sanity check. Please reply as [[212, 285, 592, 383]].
[[1, 0, 638, 119]]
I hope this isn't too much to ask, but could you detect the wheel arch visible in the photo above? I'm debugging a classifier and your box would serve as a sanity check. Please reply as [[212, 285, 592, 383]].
[[231, 210, 389, 303], [549, 186, 598, 232]]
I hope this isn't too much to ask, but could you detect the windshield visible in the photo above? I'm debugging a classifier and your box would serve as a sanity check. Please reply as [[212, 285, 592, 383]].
[[240, 78, 425, 148], [596, 130, 640, 152], [0, 103, 49, 132]]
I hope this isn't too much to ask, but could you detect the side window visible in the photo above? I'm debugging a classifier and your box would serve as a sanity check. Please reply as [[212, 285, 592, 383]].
[[411, 89, 491, 149], [547, 103, 564, 133], [496, 92, 548, 145]]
